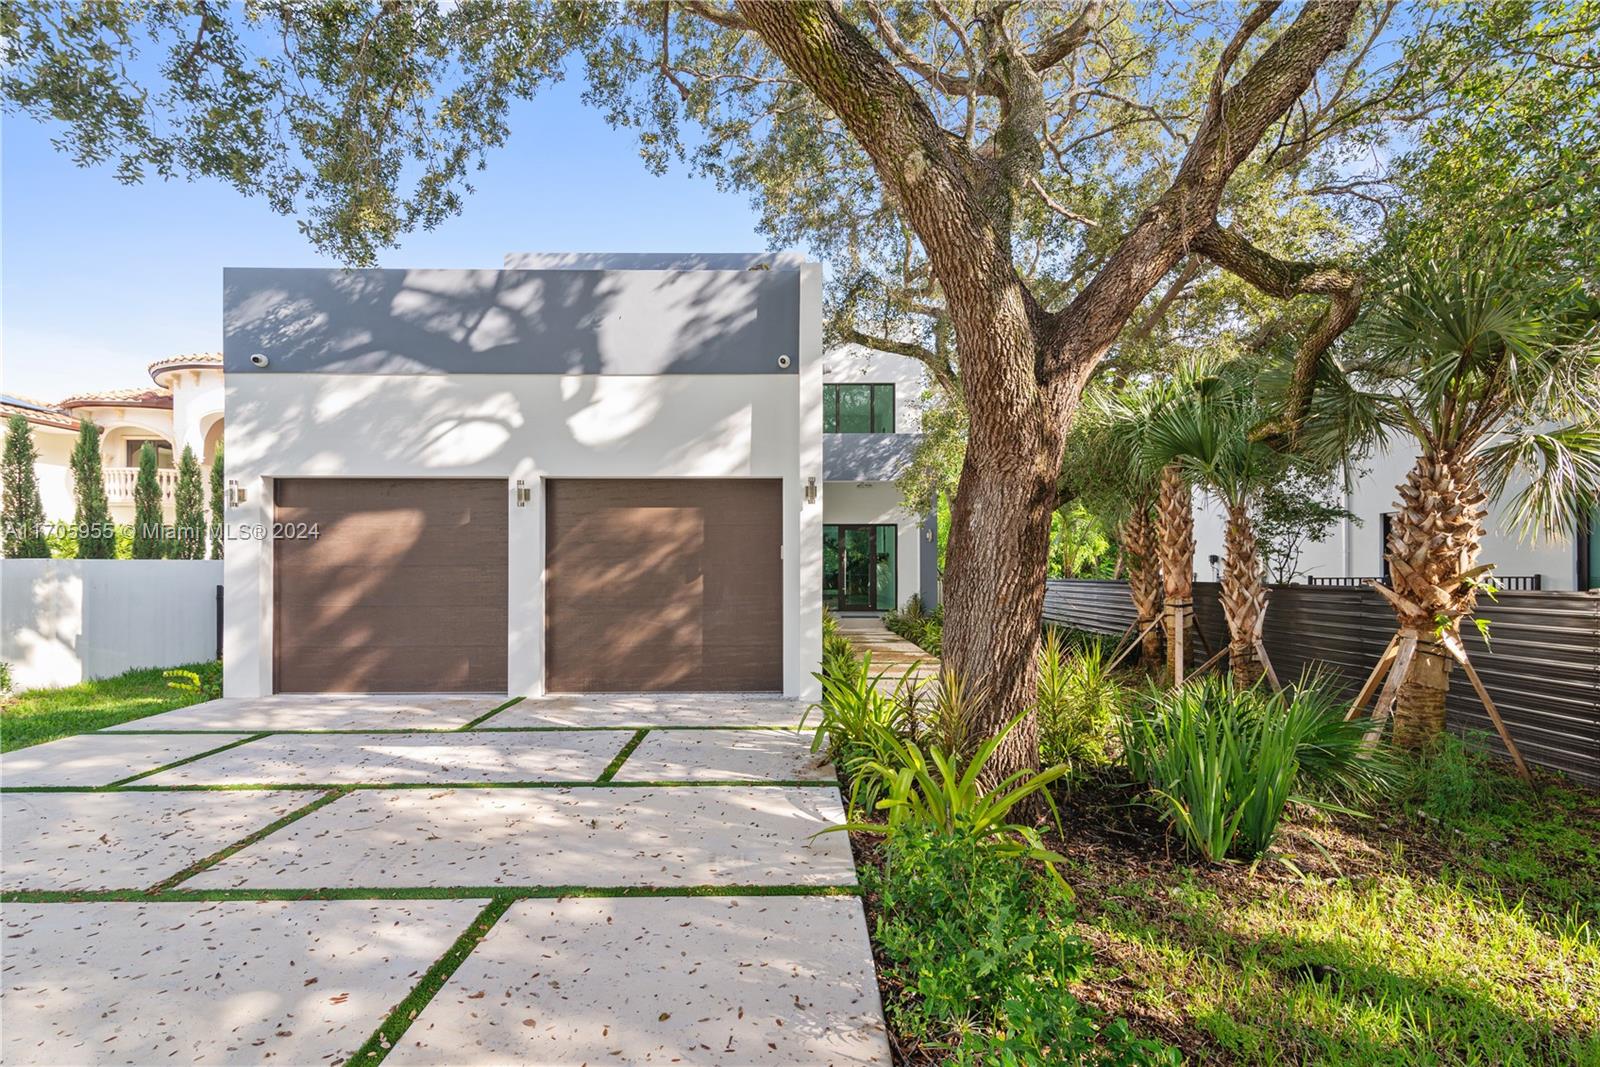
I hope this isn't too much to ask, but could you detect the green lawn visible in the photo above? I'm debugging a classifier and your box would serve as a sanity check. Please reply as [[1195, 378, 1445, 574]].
[[1058, 757, 1600, 1065], [0, 661, 220, 752]]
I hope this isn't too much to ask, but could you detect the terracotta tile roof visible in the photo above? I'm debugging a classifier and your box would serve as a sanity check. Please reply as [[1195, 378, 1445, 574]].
[[58, 387, 174, 411], [0, 394, 79, 431], [147, 352, 223, 381]]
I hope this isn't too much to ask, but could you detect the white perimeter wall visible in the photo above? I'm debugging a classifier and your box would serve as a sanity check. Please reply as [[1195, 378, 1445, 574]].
[[225, 280, 824, 702], [1194, 442, 1582, 589], [822, 481, 924, 613], [1, 559, 221, 691]]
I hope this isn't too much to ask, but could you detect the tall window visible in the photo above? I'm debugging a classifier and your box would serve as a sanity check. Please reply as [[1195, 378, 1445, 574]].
[[823, 384, 894, 433]]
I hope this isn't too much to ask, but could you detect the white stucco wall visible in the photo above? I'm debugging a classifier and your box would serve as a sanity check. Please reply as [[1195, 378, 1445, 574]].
[[820, 344, 930, 432], [224, 364, 823, 700], [1, 559, 221, 690], [165, 368, 225, 458], [821, 481, 925, 613], [30, 428, 78, 525], [1194, 442, 1584, 589]]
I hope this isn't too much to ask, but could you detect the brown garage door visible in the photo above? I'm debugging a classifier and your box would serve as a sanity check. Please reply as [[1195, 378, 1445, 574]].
[[274, 479, 507, 693], [545, 479, 782, 692]]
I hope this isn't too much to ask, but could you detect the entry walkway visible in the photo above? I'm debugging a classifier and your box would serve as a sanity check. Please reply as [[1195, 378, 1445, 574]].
[[837, 615, 937, 688], [0, 693, 891, 1065]]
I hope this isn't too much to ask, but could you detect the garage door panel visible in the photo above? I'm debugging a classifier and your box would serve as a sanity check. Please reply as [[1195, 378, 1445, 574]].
[[274, 479, 507, 693], [545, 479, 781, 693]]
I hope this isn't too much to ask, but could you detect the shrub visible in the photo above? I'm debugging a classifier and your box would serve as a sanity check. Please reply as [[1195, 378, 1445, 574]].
[[837, 710, 1068, 873], [0, 660, 12, 695], [808, 650, 916, 816], [1034, 627, 1123, 771], [885, 602, 943, 656], [1121, 676, 1398, 861], [870, 830, 1179, 1065], [1408, 731, 1513, 828], [163, 664, 221, 702]]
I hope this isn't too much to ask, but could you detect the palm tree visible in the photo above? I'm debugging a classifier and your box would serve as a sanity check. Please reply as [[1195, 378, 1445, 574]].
[[1069, 384, 1165, 671], [1144, 376, 1282, 687], [1102, 370, 1212, 683], [1332, 234, 1600, 747]]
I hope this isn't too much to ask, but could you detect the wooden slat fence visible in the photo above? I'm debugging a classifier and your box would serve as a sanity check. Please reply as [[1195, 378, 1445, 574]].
[[1043, 579, 1600, 787]]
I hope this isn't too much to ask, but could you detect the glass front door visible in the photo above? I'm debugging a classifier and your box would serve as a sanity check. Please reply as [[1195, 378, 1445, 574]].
[[823, 524, 896, 611]]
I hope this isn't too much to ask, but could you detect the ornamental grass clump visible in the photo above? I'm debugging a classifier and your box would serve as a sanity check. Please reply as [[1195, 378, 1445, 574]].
[[1121, 675, 1399, 861]]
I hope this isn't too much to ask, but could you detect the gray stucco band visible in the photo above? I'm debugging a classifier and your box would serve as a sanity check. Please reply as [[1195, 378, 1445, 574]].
[[223, 266, 800, 375], [822, 433, 924, 481], [920, 506, 941, 609]]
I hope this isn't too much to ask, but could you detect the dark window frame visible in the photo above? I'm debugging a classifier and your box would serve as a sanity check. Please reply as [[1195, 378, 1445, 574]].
[[823, 383, 895, 434], [125, 439, 175, 469], [1379, 513, 1393, 583], [821, 522, 897, 611]]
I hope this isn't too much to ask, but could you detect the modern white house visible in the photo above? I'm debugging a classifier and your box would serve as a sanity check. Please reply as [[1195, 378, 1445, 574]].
[[1192, 446, 1600, 592], [1, 353, 225, 525], [222, 253, 839, 700], [820, 343, 939, 617]]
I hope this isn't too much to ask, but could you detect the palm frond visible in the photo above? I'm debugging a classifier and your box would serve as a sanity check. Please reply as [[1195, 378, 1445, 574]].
[[1478, 426, 1600, 541]]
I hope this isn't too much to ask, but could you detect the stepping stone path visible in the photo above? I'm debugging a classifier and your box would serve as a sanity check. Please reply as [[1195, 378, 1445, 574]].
[[0, 694, 890, 1066], [837, 616, 935, 689]]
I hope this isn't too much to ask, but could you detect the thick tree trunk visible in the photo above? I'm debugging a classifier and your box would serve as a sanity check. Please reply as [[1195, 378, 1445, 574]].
[[940, 325, 1073, 778], [1220, 500, 1266, 688], [736, 0, 1361, 779], [1156, 465, 1195, 684], [1385, 450, 1486, 748], [1392, 630, 1452, 748], [1120, 505, 1164, 670]]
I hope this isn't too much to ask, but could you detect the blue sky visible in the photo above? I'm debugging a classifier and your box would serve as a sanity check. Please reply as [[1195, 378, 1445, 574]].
[[1, 79, 769, 402]]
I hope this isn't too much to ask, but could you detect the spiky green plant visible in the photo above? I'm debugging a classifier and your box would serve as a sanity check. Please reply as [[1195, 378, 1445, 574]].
[[1122, 676, 1398, 861]]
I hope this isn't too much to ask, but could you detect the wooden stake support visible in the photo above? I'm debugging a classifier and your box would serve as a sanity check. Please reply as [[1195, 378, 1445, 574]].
[[1108, 618, 1160, 673], [1347, 632, 1401, 720], [1441, 631, 1533, 783], [1343, 625, 1532, 783]]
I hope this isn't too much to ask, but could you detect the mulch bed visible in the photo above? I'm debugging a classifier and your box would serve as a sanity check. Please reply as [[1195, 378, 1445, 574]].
[[847, 762, 1598, 1065]]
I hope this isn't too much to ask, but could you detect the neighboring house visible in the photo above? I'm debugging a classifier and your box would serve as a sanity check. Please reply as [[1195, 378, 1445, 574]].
[[223, 253, 824, 700], [1, 353, 225, 525], [821, 343, 939, 616], [1192, 444, 1600, 591]]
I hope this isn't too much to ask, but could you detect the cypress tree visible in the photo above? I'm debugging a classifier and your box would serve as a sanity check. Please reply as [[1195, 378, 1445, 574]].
[[2, 414, 50, 558], [172, 444, 206, 560], [131, 442, 167, 558], [209, 441, 224, 560], [69, 419, 116, 559]]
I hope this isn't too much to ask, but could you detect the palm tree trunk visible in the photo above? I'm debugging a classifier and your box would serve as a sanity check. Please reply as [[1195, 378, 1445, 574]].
[[1121, 505, 1164, 670], [1385, 450, 1487, 747], [1220, 500, 1267, 687], [1156, 465, 1195, 683]]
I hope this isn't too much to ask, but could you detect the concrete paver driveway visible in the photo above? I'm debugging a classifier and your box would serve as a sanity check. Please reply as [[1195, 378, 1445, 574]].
[[0, 694, 890, 1066]]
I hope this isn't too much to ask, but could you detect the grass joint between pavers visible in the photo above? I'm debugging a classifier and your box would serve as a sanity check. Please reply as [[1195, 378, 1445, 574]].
[[4, 779, 843, 793], [456, 696, 525, 731], [1, 885, 862, 904], [105, 732, 273, 787], [349, 895, 514, 1065], [595, 729, 649, 783], [148, 787, 354, 893]]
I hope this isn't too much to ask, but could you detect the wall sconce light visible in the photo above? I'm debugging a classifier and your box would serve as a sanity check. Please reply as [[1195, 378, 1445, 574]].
[[804, 477, 817, 504], [515, 480, 532, 508], [225, 479, 245, 507], [925, 528, 934, 542]]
